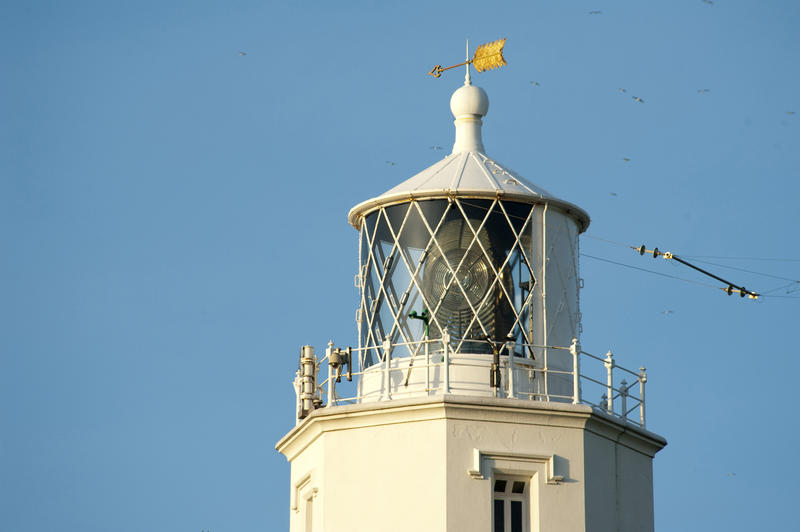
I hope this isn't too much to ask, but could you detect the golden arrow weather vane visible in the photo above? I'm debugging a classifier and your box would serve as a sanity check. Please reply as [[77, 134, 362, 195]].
[[428, 38, 507, 78]]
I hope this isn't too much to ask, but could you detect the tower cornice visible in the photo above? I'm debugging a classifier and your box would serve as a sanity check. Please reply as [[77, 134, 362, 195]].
[[276, 395, 666, 462]]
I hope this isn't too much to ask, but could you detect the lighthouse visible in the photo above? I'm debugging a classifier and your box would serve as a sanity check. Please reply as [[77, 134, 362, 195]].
[[276, 57, 666, 532]]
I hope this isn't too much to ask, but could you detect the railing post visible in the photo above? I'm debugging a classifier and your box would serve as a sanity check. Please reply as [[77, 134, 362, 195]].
[[638, 366, 647, 427], [425, 339, 430, 394], [382, 338, 392, 400], [506, 338, 516, 399], [570, 338, 581, 405], [442, 334, 450, 394], [543, 345, 549, 401], [620, 378, 628, 421], [604, 350, 614, 413], [326, 340, 334, 407]]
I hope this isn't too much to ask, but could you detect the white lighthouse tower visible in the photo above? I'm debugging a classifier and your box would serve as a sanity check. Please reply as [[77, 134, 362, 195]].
[[277, 62, 666, 532]]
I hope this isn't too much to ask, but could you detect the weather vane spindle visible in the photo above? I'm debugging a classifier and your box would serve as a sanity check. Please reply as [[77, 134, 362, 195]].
[[428, 38, 507, 78]]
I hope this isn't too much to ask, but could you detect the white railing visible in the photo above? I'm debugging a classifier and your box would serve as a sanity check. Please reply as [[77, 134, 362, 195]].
[[294, 338, 648, 429]]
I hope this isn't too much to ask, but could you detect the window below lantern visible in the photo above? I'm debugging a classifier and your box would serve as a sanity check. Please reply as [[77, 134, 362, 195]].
[[493, 476, 529, 532]]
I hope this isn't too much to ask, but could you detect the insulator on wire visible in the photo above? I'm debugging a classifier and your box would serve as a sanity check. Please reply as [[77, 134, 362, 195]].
[[632, 241, 758, 301]]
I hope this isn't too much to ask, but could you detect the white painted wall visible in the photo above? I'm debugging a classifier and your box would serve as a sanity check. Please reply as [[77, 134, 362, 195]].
[[277, 397, 665, 532], [584, 429, 658, 532]]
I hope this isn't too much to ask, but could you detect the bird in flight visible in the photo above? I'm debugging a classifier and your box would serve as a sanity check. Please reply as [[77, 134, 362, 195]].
[[589, 10, 603, 15], [530, 81, 540, 87], [386, 161, 396, 166], [632, 96, 645, 103], [623, 157, 631, 162], [239, 51, 247, 56], [787, 111, 796, 115], [609, 192, 617, 197], [429, 146, 443, 150], [662, 310, 674, 316], [697, 89, 710, 94], [618, 88, 627, 93], [702, 0, 714, 5]]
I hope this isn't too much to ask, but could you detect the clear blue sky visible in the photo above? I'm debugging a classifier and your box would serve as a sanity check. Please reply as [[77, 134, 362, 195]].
[[2, 1, 799, 530]]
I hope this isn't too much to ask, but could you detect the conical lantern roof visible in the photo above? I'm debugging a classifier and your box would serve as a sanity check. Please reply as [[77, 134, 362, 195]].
[[348, 80, 590, 232]]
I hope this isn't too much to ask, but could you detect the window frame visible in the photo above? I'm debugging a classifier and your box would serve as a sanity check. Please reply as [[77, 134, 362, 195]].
[[492, 475, 531, 532], [293, 472, 318, 532], [468, 449, 565, 532]]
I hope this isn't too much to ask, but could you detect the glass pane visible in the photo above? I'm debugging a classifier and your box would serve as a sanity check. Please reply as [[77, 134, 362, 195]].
[[373, 211, 393, 257], [400, 202, 433, 250], [377, 295, 396, 347], [457, 198, 493, 228], [416, 199, 450, 238], [384, 203, 411, 240], [512, 481, 525, 494], [360, 198, 543, 357], [510, 500, 522, 532], [494, 499, 505, 532], [494, 479, 507, 492], [459, 199, 515, 252], [501, 200, 533, 234]]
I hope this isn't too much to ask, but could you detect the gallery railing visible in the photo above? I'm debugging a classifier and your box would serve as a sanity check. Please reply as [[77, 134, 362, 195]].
[[294, 338, 648, 428]]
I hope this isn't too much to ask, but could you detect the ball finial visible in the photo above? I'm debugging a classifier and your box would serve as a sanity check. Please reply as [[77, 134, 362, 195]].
[[450, 84, 489, 119]]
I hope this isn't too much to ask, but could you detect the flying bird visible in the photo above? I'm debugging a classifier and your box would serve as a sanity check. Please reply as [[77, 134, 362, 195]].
[[632, 96, 645, 103], [697, 89, 711, 94], [623, 157, 631, 162], [702, 0, 714, 5], [662, 310, 674, 316], [530, 81, 541, 87], [385, 161, 396, 166], [589, 10, 603, 15], [609, 192, 617, 197], [787, 111, 796, 115], [429, 146, 443, 150], [239, 51, 247, 56], [618, 88, 627, 93]]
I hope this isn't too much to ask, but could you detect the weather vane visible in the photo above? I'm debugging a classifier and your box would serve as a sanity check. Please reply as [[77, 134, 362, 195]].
[[428, 38, 507, 78]]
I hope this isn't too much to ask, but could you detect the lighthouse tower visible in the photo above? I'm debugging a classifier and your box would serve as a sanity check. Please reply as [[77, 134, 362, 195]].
[[276, 71, 666, 532]]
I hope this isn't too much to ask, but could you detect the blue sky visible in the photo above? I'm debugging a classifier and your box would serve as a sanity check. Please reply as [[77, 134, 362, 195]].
[[2, 1, 799, 530]]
